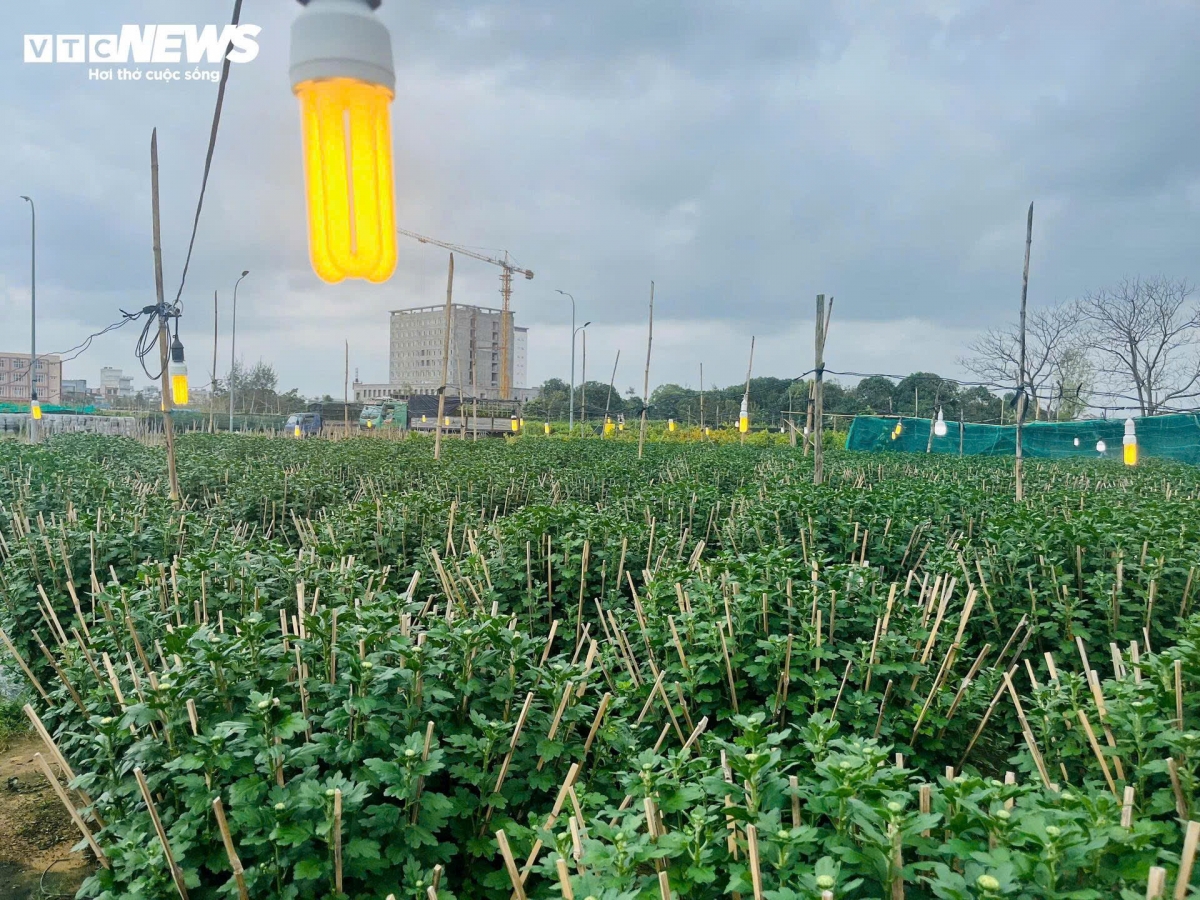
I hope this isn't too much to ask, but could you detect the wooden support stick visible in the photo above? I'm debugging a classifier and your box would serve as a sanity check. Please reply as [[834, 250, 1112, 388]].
[[746, 823, 764, 900], [33, 753, 109, 868], [0, 627, 50, 700], [134, 768, 189, 900], [333, 788, 343, 893], [1077, 710, 1119, 798], [497, 829, 526, 900], [212, 798, 249, 900], [1176, 820, 1199, 900]]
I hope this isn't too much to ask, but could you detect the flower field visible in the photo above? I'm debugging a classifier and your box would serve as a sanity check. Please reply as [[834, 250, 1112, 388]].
[[1, 433, 1198, 899]]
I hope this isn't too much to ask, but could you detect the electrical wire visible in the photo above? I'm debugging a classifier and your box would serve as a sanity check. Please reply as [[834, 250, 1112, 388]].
[[5, 315, 140, 388], [169, 0, 244, 311]]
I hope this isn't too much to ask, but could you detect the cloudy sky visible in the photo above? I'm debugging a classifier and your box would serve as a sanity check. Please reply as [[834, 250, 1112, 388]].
[[2, 0, 1198, 399]]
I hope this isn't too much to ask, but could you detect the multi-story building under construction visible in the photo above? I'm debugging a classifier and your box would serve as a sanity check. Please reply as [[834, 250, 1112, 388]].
[[378, 304, 529, 401]]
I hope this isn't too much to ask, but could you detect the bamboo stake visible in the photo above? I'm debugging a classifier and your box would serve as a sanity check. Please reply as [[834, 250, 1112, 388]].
[[1003, 672, 1053, 789], [212, 798, 250, 900], [556, 857, 575, 900], [1147, 867, 1167, 899], [33, 752, 109, 868], [135, 767, 189, 899], [497, 829, 526, 900], [333, 788, 343, 893], [1077, 710, 1119, 798], [1176, 820, 1199, 900], [638, 281, 653, 460], [0, 627, 50, 700], [746, 823, 764, 900]]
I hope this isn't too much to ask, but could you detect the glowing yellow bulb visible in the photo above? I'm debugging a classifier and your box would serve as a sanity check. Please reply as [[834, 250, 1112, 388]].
[[296, 77, 397, 284], [170, 371, 189, 407]]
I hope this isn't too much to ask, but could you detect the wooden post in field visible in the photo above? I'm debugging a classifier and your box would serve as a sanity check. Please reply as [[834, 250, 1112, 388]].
[[813, 294, 832, 484], [1015, 201, 1033, 501], [699, 363, 705, 432], [603, 350, 620, 437], [150, 129, 181, 504], [638, 281, 654, 459], [435, 254, 454, 460], [344, 340, 349, 435], [209, 290, 218, 433]]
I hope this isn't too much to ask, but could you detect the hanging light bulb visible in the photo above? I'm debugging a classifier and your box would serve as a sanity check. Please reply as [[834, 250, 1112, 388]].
[[295, 424, 302, 437], [1096, 440, 1107, 453], [544, 421, 551, 435], [933, 407, 947, 437], [168, 335, 189, 406], [668, 418, 676, 432], [1123, 418, 1137, 466], [511, 416, 519, 433], [30, 390, 42, 421], [291, 0, 397, 284], [739, 396, 750, 434]]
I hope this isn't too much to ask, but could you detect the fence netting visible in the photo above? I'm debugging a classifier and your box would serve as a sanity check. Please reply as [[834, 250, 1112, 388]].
[[845, 414, 1200, 464]]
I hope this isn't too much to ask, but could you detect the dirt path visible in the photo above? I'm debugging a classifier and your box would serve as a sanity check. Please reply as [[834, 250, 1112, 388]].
[[0, 735, 91, 900]]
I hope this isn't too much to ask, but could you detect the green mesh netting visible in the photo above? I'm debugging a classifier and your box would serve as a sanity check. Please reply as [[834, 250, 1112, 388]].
[[0, 402, 97, 414], [845, 414, 1200, 464]]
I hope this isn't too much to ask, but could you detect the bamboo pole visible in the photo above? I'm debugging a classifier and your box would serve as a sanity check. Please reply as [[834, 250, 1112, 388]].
[[638, 282, 654, 460], [435, 254, 454, 461], [135, 767, 189, 899], [150, 129, 181, 504], [212, 798, 249, 900], [33, 753, 109, 868], [1015, 201, 1033, 502]]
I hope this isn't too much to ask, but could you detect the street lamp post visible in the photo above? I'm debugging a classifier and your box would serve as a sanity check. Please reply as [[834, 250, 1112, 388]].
[[228, 269, 249, 433], [20, 196, 36, 443], [574, 322, 590, 433]]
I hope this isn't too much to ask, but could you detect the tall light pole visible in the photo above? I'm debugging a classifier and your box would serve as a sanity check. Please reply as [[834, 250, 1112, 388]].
[[556, 289, 579, 431], [574, 322, 590, 433], [228, 269, 249, 432], [20, 196, 36, 443]]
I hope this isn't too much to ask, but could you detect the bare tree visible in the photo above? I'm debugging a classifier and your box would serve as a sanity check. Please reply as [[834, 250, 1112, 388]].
[[959, 303, 1082, 419], [1075, 277, 1200, 415]]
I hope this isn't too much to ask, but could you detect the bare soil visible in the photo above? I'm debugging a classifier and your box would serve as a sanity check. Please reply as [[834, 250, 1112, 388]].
[[0, 735, 91, 900]]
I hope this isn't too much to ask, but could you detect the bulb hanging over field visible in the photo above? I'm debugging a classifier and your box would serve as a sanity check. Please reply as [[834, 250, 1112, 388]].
[[933, 407, 947, 437], [30, 393, 41, 421], [169, 336, 189, 406], [1123, 418, 1137, 466], [291, 0, 397, 284], [739, 396, 750, 434]]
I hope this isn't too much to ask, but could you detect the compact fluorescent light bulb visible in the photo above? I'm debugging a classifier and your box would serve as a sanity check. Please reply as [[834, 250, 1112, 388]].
[[169, 336, 189, 406], [291, 0, 397, 284]]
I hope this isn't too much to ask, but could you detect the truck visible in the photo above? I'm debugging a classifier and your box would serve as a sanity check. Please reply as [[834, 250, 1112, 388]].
[[359, 400, 408, 431], [285, 411, 322, 437]]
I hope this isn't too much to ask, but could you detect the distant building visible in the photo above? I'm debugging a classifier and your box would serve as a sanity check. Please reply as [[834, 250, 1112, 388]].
[[383, 304, 528, 401], [0, 351, 61, 403], [100, 367, 134, 400]]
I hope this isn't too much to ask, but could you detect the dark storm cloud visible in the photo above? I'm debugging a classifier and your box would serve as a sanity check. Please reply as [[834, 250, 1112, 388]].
[[0, 0, 1198, 394]]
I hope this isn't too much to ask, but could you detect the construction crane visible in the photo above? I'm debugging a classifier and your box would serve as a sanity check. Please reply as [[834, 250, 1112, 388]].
[[397, 228, 533, 402]]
